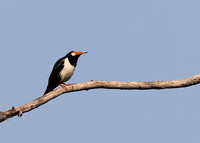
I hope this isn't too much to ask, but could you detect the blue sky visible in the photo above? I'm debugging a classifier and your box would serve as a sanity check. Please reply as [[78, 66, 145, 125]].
[[1, 0, 200, 143]]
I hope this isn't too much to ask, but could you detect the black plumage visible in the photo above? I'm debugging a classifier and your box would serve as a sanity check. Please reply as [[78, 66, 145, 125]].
[[44, 51, 87, 95]]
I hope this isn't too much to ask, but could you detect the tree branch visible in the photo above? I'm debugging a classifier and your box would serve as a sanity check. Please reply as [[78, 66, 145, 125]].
[[1, 74, 200, 123]]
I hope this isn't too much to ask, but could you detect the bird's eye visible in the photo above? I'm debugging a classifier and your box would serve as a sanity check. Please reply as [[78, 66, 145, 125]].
[[71, 52, 76, 56]]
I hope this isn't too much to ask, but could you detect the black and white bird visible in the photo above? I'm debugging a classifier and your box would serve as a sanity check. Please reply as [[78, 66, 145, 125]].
[[44, 51, 87, 95]]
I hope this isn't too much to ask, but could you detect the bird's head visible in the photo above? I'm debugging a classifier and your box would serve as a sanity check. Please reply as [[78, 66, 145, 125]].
[[70, 51, 88, 57], [67, 51, 87, 66]]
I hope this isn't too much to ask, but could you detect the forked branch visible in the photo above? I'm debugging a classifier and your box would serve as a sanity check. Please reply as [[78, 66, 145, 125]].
[[1, 74, 200, 123]]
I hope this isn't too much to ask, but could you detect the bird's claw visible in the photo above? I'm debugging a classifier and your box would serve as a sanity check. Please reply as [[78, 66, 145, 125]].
[[63, 83, 74, 86], [59, 83, 74, 90]]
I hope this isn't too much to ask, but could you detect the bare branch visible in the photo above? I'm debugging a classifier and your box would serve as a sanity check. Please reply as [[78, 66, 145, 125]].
[[1, 74, 200, 123]]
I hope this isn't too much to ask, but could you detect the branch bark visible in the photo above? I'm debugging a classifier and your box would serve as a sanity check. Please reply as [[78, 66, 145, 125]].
[[1, 74, 200, 123]]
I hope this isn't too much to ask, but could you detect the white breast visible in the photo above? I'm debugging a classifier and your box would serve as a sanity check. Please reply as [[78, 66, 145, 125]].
[[59, 58, 75, 82]]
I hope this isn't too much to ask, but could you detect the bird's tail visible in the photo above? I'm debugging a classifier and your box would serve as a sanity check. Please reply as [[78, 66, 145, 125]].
[[44, 83, 58, 95]]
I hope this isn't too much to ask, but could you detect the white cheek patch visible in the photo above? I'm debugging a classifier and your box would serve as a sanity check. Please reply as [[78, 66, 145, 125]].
[[71, 52, 76, 56]]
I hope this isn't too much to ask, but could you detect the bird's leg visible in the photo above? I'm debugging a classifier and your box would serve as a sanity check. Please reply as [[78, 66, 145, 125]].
[[58, 83, 68, 90], [58, 83, 74, 90], [62, 83, 74, 86]]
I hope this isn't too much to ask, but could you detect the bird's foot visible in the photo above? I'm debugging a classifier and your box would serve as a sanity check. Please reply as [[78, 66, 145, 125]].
[[58, 83, 67, 90], [63, 83, 74, 86], [59, 83, 74, 90]]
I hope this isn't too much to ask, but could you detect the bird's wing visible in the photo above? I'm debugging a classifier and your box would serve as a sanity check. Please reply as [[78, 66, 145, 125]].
[[52, 58, 65, 71], [48, 58, 65, 81]]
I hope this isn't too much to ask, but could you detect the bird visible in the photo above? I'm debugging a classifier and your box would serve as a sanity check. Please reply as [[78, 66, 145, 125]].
[[44, 51, 87, 95]]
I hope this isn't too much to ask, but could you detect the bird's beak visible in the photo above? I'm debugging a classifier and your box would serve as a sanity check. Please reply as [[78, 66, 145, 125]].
[[75, 51, 88, 55]]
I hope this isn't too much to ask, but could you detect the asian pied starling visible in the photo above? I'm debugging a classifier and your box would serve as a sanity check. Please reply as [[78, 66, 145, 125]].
[[44, 51, 87, 95]]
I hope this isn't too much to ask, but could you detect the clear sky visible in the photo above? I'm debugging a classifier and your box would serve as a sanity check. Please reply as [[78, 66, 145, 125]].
[[1, 0, 200, 143]]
